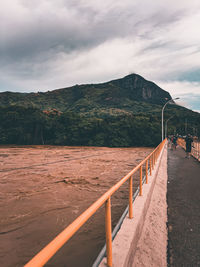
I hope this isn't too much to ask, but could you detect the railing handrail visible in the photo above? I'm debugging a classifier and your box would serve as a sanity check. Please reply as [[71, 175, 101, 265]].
[[25, 139, 166, 267]]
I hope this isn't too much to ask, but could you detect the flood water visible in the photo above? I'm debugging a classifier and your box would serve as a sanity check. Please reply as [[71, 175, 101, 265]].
[[0, 146, 153, 267]]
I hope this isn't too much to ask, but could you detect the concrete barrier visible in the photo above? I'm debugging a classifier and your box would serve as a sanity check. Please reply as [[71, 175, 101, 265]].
[[100, 144, 167, 267]]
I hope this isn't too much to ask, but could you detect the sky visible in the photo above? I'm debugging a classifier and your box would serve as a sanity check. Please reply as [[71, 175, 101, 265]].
[[0, 0, 200, 113]]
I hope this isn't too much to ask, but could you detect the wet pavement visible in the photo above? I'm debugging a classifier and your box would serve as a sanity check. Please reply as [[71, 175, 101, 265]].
[[167, 145, 200, 267]]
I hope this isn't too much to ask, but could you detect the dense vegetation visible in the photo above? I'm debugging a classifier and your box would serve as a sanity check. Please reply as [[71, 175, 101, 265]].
[[0, 104, 199, 147], [0, 74, 199, 147]]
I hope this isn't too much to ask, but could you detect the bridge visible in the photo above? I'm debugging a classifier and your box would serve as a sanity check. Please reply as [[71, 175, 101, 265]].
[[23, 138, 200, 267]]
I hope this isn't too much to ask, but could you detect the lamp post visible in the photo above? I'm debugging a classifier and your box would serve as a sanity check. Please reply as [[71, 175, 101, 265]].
[[162, 97, 179, 141], [165, 115, 174, 139]]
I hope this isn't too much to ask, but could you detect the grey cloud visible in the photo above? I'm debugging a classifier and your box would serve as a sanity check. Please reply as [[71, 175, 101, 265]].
[[0, 0, 183, 65], [176, 93, 200, 113], [1, 0, 200, 104]]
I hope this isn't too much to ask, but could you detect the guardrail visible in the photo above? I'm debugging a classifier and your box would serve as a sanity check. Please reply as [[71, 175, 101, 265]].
[[178, 138, 200, 161], [25, 139, 166, 267]]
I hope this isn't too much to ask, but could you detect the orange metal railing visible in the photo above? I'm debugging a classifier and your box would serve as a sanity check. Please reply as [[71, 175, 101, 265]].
[[25, 139, 166, 267], [178, 138, 200, 161]]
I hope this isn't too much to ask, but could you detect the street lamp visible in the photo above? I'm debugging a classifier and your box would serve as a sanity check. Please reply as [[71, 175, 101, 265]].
[[162, 97, 179, 141], [165, 115, 174, 139]]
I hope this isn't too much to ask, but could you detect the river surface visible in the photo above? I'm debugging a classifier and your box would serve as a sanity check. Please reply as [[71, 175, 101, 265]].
[[0, 145, 153, 267]]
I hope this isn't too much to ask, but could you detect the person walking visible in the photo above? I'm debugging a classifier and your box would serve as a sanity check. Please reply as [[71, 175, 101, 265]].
[[172, 135, 178, 150], [185, 134, 193, 158]]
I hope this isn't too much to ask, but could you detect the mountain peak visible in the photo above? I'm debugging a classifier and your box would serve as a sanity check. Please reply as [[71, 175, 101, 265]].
[[103, 73, 172, 105]]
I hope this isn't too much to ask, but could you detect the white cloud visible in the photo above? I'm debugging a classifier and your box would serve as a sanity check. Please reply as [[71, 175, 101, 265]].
[[157, 80, 200, 112], [157, 81, 200, 96]]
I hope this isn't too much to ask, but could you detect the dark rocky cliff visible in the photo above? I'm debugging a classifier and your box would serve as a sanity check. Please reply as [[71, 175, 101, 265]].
[[107, 74, 171, 104]]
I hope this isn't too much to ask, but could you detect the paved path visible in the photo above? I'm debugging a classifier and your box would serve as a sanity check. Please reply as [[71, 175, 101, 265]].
[[132, 146, 167, 267], [167, 145, 200, 267]]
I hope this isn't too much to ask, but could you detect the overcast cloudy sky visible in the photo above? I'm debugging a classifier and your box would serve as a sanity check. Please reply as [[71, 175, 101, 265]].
[[1, 0, 200, 112]]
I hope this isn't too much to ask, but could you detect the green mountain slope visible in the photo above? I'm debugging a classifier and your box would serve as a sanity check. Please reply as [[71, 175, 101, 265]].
[[0, 73, 199, 146], [0, 74, 171, 114]]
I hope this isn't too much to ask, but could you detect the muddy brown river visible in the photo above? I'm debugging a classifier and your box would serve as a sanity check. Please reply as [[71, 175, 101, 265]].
[[0, 146, 153, 267]]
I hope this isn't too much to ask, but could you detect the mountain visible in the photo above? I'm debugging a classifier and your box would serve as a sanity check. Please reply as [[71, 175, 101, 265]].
[[0, 74, 199, 147], [0, 74, 172, 116]]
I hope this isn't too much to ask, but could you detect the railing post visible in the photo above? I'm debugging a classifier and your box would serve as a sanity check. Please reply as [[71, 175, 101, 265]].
[[129, 176, 133, 219], [139, 166, 142, 196], [149, 158, 152, 176], [152, 154, 155, 169], [198, 141, 200, 161], [196, 142, 198, 158], [105, 197, 112, 267], [145, 160, 148, 184]]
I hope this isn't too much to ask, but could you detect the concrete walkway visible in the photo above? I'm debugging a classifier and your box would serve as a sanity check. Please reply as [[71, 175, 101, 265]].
[[167, 145, 200, 266], [132, 146, 168, 267]]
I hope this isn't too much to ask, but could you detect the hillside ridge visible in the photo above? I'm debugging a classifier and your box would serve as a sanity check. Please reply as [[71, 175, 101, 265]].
[[0, 73, 199, 147], [0, 74, 172, 112]]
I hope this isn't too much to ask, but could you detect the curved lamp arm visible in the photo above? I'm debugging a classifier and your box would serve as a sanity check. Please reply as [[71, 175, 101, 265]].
[[162, 97, 179, 141]]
